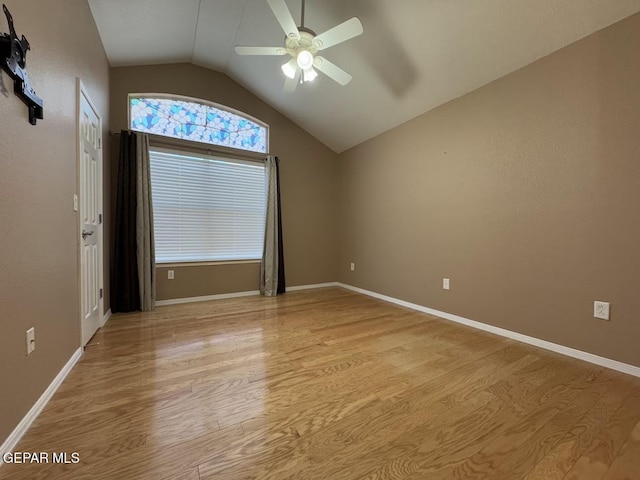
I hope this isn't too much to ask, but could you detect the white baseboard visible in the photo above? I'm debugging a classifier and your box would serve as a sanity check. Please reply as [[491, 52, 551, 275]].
[[101, 308, 112, 328], [156, 290, 260, 306], [287, 282, 339, 291], [337, 283, 640, 378], [156, 283, 342, 306], [0, 348, 83, 466]]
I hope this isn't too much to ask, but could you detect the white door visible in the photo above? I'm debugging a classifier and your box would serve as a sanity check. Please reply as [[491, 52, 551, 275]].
[[79, 81, 103, 346]]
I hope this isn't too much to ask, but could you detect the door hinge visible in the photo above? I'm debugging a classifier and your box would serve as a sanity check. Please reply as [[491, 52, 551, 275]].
[[99, 288, 103, 299], [98, 213, 102, 224]]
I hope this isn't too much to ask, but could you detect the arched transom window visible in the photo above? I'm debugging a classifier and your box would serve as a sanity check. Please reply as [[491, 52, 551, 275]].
[[129, 94, 268, 154]]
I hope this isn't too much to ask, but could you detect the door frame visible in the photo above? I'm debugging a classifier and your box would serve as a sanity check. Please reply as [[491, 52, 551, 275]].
[[76, 78, 104, 346]]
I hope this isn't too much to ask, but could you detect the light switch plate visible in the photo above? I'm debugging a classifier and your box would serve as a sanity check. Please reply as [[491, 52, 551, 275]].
[[26, 327, 35, 355]]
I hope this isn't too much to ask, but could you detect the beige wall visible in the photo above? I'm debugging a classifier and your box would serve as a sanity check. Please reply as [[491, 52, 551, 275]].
[[110, 64, 339, 301], [156, 263, 261, 300], [0, 0, 109, 443], [338, 13, 640, 367]]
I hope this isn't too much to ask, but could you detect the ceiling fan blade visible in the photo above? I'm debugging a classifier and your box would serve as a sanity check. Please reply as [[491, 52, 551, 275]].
[[283, 68, 301, 92], [314, 56, 352, 86], [267, 0, 301, 41], [313, 17, 363, 50], [235, 46, 287, 56]]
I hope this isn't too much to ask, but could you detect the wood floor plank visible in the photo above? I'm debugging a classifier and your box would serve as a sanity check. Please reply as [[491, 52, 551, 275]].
[[359, 356, 602, 480], [522, 376, 634, 480], [478, 368, 616, 479], [563, 385, 640, 480], [1, 287, 639, 480], [602, 418, 640, 480], [197, 347, 539, 479]]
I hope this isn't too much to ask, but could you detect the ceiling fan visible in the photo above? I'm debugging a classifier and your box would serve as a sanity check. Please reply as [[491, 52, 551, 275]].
[[234, 0, 363, 92]]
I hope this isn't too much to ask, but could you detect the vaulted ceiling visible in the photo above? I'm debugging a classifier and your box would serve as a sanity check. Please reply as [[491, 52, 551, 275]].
[[88, 0, 640, 152]]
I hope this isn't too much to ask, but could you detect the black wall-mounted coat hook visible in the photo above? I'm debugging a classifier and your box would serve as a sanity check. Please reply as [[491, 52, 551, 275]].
[[0, 3, 44, 125]]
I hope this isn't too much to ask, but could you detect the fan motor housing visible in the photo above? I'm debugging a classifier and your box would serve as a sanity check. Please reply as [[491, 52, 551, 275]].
[[285, 28, 319, 57]]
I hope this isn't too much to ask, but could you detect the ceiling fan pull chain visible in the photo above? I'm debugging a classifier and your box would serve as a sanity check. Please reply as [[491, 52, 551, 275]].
[[301, 0, 305, 28]]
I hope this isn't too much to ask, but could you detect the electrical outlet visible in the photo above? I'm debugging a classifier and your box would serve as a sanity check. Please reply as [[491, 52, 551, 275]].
[[168, 270, 175, 280], [443, 278, 450, 290], [26, 327, 35, 355], [350, 262, 355, 272], [594, 301, 610, 321]]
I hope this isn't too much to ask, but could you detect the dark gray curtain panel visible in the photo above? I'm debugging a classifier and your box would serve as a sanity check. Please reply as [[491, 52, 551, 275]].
[[111, 131, 155, 312], [111, 131, 140, 313]]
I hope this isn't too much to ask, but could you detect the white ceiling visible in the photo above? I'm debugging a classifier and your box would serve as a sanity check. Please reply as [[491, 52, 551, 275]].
[[88, 0, 640, 153]]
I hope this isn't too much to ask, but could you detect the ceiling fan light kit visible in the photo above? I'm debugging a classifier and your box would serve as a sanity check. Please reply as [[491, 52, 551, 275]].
[[235, 0, 363, 92], [296, 49, 313, 69], [281, 57, 297, 79], [303, 67, 317, 82]]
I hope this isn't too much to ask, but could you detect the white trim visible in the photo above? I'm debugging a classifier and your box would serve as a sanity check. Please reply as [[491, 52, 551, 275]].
[[155, 283, 342, 306], [287, 282, 340, 291], [156, 290, 260, 306], [101, 308, 112, 328], [337, 283, 640, 378], [0, 348, 83, 466]]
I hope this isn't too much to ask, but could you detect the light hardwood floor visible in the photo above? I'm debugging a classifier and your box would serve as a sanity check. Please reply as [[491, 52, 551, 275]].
[[2, 287, 639, 480]]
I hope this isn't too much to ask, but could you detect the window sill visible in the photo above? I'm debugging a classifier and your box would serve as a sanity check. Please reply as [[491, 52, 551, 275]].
[[157, 259, 261, 268]]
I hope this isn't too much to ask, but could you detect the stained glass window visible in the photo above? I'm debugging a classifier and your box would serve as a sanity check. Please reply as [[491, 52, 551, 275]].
[[129, 95, 268, 154]]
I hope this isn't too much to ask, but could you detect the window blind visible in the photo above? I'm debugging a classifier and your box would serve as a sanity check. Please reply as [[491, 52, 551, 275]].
[[149, 149, 266, 263]]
